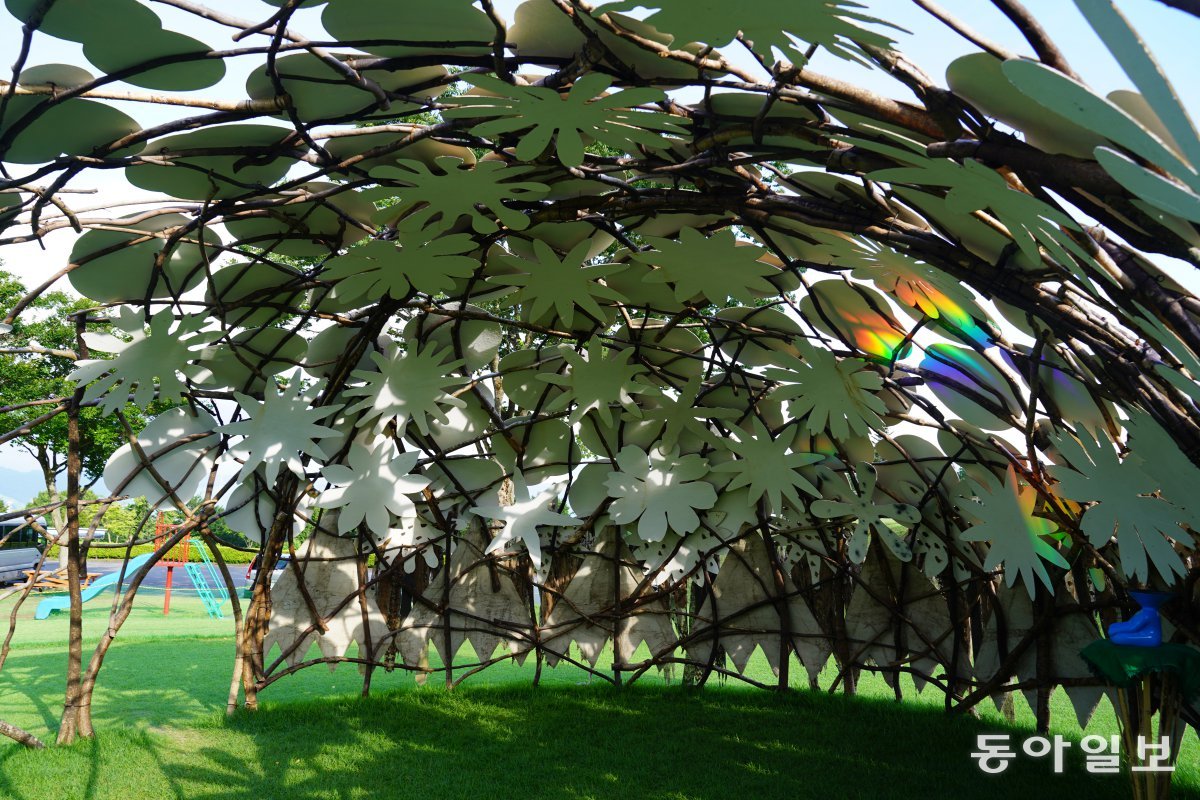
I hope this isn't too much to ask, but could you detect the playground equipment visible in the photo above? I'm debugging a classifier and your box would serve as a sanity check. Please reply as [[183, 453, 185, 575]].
[[34, 553, 154, 620], [155, 514, 228, 619]]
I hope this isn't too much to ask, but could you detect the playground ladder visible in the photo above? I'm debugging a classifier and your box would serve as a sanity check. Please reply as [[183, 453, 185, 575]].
[[183, 561, 223, 618], [185, 542, 228, 619], [194, 540, 230, 604]]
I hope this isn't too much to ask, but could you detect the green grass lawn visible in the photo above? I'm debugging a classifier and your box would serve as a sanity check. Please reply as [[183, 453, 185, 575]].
[[1, 590, 1197, 799]]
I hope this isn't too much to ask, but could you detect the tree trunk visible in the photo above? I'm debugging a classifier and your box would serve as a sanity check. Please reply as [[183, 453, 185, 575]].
[[34, 445, 68, 570], [238, 475, 300, 711], [55, 357, 89, 743]]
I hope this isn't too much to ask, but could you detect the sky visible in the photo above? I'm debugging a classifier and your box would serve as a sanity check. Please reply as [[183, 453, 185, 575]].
[[0, 0, 1196, 507]]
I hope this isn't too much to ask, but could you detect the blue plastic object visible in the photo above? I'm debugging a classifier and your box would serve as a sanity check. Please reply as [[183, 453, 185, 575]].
[[1107, 590, 1172, 647], [195, 538, 229, 604], [184, 561, 223, 619], [34, 553, 155, 620], [175, 541, 231, 619]]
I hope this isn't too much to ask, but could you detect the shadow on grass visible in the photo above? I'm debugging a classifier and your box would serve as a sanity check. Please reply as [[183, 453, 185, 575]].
[[0, 638, 233, 736], [123, 687, 1200, 800], [3, 636, 1198, 800]]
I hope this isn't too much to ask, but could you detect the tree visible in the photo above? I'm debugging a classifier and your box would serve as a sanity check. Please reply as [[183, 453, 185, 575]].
[[201, 511, 250, 549], [27, 488, 103, 532], [164, 498, 252, 548], [0, 271, 155, 557], [97, 496, 152, 543]]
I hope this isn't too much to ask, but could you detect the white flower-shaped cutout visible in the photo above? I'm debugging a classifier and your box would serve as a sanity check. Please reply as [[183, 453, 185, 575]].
[[71, 307, 214, 414], [1047, 426, 1191, 584], [383, 513, 444, 573], [956, 465, 1069, 598], [632, 227, 780, 305], [446, 73, 689, 167], [472, 477, 580, 573], [345, 342, 466, 436], [710, 418, 823, 514], [540, 338, 648, 426], [604, 445, 718, 542], [491, 238, 628, 329], [217, 372, 342, 483], [763, 344, 888, 442], [316, 439, 431, 535], [633, 376, 739, 450]]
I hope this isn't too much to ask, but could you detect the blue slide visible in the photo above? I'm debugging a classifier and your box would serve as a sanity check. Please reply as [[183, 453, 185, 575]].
[[35, 553, 156, 620]]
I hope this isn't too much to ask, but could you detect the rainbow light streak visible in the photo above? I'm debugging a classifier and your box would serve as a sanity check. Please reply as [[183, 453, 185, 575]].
[[919, 285, 991, 347], [1009, 474, 1071, 577], [1040, 364, 1100, 421], [835, 307, 909, 361], [920, 343, 990, 389]]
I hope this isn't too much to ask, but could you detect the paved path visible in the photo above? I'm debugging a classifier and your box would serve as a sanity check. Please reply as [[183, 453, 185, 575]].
[[85, 559, 254, 591]]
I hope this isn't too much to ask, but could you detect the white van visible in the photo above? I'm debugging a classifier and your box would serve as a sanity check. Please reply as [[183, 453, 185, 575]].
[[0, 520, 46, 584]]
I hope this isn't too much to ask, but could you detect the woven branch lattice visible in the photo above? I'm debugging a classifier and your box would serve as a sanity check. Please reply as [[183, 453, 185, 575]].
[[1, 0, 1199, 740]]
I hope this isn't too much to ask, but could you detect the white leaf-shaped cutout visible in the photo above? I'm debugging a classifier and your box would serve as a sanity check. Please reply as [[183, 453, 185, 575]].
[[316, 440, 431, 537], [473, 482, 580, 572], [604, 445, 717, 542], [102, 407, 219, 509]]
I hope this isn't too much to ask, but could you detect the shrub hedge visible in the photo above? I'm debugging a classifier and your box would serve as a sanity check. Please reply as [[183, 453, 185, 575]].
[[45, 543, 257, 564]]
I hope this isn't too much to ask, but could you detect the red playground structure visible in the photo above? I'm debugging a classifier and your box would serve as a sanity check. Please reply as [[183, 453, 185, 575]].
[[152, 513, 228, 619], [154, 513, 190, 615]]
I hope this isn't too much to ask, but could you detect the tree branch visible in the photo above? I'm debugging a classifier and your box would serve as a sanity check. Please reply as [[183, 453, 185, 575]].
[[990, 0, 1081, 79], [1151, 0, 1200, 18], [0, 718, 45, 749], [911, 0, 1022, 60]]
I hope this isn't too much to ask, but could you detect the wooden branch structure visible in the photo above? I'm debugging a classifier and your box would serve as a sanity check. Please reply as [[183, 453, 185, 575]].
[[0, 0, 1197, 759]]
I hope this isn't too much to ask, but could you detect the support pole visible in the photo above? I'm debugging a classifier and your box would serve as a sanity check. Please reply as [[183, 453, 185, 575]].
[[163, 566, 173, 615]]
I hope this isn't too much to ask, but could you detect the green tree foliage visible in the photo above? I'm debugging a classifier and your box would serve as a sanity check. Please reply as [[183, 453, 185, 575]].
[[93, 496, 151, 543], [0, 270, 156, 530], [27, 488, 104, 530]]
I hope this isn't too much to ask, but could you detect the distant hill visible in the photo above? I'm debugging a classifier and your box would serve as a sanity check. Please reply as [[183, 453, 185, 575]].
[[0, 464, 47, 510]]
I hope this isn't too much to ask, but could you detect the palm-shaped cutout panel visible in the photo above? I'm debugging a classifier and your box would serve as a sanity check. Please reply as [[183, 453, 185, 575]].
[[596, 0, 898, 65], [446, 73, 689, 167]]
